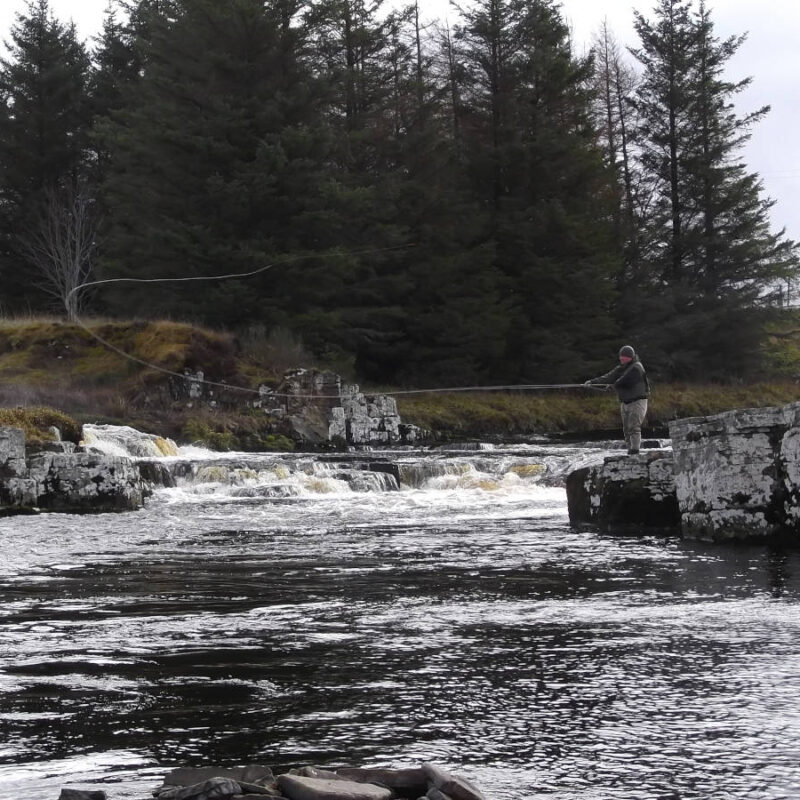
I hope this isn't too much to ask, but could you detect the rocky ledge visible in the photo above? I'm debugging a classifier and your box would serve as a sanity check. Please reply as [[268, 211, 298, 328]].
[[0, 426, 148, 515], [566, 450, 679, 533], [670, 401, 800, 541], [59, 762, 486, 800], [567, 400, 800, 542]]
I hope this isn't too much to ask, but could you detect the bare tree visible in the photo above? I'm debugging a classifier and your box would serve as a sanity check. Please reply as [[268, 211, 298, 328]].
[[19, 181, 97, 321]]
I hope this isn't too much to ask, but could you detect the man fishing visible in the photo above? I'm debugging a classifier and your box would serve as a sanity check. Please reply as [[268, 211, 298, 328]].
[[585, 345, 650, 455]]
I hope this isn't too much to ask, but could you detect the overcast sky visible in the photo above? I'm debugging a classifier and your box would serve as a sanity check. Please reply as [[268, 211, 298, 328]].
[[2, 0, 799, 241]]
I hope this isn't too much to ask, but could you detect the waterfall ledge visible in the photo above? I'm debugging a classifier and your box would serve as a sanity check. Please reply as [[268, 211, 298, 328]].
[[1, 426, 149, 515]]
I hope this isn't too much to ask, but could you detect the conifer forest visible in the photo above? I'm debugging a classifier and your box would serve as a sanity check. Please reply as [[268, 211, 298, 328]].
[[0, 0, 797, 386]]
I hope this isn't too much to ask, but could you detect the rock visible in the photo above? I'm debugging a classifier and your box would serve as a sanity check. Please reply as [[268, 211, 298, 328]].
[[0, 426, 27, 478], [669, 403, 800, 541], [161, 766, 276, 789], [366, 462, 401, 485], [329, 407, 347, 441], [1, 426, 149, 514], [30, 452, 149, 513], [276, 774, 393, 800], [274, 368, 420, 448], [421, 764, 486, 800], [156, 777, 242, 800], [337, 766, 427, 797], [58, 790, 107, 800], [138, 459, 178, 488], [26, 441, 77, 455], [566, 451, 679, 532], [0, 476, 39, 510], [288, 767, 344, 781], [426, 790, 453, 800]]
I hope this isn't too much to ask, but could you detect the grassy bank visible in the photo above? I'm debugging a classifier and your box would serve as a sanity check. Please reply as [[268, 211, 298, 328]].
[[397, 382, 800, 440], [1, 318, 800, 446], [0, 318, 279, 447]]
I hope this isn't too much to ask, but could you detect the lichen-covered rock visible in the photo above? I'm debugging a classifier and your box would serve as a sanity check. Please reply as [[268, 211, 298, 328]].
[[0, 426, 27, 478], [566, 452, 679, 532], [30, 452, 149, 513], [669, 403, 800, 541], [1, 427, 150, 515], [0, 476, 39, 510], [272, 368, 421, 447]]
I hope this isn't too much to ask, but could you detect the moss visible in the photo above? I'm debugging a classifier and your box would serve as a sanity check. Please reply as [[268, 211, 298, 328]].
[[0, 406, 82, 444], [241, 432, 295, 452], [509, 464, 545, 478], [181, 419, 239, 451]]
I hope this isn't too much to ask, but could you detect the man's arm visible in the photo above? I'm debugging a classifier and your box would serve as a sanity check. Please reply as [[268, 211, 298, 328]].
[[587, 365, 623, 385]]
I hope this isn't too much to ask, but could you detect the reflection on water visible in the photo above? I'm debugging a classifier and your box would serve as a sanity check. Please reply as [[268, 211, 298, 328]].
[[2, 444, 800, 799]]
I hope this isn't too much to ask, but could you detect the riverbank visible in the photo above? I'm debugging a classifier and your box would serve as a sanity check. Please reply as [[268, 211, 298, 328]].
[[5, 382, 800, 451], [2, 318, 799, 447], [396, 382, 800, 440]]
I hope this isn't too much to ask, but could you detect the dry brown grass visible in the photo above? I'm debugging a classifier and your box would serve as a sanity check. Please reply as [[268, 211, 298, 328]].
[[397, 382, 800, 438]]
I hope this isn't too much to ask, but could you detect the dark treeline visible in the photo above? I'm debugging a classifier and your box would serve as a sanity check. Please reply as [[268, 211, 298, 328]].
[[0, 0, 796, 386]]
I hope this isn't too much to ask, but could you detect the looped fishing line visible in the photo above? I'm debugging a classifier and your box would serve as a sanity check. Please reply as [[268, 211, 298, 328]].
[[67, 246, 608, 398]]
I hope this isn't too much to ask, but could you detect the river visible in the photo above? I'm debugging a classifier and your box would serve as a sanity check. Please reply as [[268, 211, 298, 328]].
[[1, 433, 800, 800]]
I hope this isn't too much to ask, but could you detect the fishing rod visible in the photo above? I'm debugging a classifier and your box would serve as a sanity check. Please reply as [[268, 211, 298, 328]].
[[65, 248, 612, 399]]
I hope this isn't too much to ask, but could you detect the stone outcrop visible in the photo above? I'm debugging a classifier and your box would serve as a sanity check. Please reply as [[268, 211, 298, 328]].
[[0, 426, 149, 515], [567, 401, 800, 542], [257, 369, 422, 448], [566, 451, 679, 532], [669, 402, 800, 541], [58, 762, 487, 800]]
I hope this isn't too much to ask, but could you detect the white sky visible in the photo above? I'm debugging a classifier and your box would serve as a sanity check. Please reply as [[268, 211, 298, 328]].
[[2, 0, 799, 241]]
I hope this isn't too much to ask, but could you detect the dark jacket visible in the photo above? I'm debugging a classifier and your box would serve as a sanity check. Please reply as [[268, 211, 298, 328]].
[[588, 357, 649, 404]]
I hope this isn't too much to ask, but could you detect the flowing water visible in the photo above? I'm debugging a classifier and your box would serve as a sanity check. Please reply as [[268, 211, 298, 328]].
[[2, 432, 800, 800]]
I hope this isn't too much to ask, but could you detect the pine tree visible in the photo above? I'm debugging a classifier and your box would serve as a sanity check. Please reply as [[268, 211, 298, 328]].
[[0, 0, 92, 313], [89, 6, 144, 124], [382, 3, 511, 386], [453, 0, 620, 381], [630, 0, 798, 378], [97, 0, 335, 328]]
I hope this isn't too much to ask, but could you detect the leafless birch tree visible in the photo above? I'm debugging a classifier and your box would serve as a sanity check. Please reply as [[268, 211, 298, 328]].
[[19, 181, 97, 321]]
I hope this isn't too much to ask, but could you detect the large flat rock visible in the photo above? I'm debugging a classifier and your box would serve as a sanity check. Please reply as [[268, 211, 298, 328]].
[[669, 402, 800, 541], [276, 774, 393, 800]]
